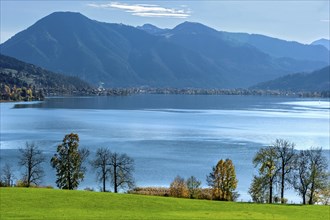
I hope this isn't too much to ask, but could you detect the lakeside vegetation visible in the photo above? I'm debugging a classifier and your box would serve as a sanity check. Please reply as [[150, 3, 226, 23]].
[[2, 84, 329, 102], [1, 187, 329, 220], [1, 134, 329, 206]]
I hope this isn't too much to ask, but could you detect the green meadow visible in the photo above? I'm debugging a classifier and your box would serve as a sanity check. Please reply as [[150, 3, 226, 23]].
[[0, 188, 329, 220]]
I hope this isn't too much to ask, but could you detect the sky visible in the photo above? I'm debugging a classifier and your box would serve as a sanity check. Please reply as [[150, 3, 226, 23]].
[[0, 0, 329, 44]]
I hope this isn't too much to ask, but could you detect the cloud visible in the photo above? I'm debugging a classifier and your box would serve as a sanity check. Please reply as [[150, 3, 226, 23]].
[[88, 2, 191, 18]]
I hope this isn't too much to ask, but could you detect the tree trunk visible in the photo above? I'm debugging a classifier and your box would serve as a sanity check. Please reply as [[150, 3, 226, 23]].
[[114, 162, 117, 193], [102, 173, 106, 192], [269, 177, 273, 204], [308, 183, 315, 205], [27, 165, 31, 187], [281, 165, 285, 203], [302, 192, 306, 205], [68, 170, 72, 190], [68, 157, 72, 189]]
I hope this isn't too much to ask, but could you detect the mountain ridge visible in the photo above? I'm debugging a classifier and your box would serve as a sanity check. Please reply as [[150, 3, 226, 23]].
[[1, 11, 328, 88], [251, 65, 330, 92], [139, 21, 329, 63], [311, 38, 330, 50]]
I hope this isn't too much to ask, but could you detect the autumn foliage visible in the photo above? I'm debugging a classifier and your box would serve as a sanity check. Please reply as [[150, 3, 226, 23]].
[[207, 159, 238, 201]]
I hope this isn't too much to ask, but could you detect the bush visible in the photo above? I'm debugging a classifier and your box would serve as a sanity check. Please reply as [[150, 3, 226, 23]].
[[128, 187, 170, 196], [169, 176, 189, 198], [199, 188, 213, 200], [84, 187, 95, 192], [15, 180, 29, 187], [186, 176, 202, 199]]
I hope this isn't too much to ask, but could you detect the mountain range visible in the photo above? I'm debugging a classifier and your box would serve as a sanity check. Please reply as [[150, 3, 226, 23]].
[[1, 12, 329, 88], [140, 23, 329, 63]]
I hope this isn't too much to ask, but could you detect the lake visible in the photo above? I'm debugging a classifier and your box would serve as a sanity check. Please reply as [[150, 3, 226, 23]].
[[1, 95, 329, 202]]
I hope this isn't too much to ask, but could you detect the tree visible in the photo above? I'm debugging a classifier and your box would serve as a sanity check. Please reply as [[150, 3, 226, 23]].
[[90, 147, 111, 192], [186, 176, 202, 199], [1, 163, 15, 187], [292, 148, 328, 204], [50, 133, 89, 189], [292, 150, 310, 205], [253, 146, 279, 203], [108, 152, 134, 193], [316, 181, 330, 205], [307, 148, 328, 204], [249, 175, 268, 203], [169, 175, 188, 198], [18, 142, 45, 187], [207, 159, 238, 201], [273, 139, 295, 203]]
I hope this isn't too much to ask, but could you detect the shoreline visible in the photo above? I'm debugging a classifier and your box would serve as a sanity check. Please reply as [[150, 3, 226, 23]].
[[1, 88, 329, 103]]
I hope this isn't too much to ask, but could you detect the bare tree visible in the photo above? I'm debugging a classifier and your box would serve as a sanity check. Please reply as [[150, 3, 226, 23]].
[[292, 150, 310, 204], [90, 147, 111, 192], [273, 139, 295, 203], [109, 152, 135, 193], [1, 163, 15, 187], [18, 142, 45, 187], [292, 148, 328, 204]]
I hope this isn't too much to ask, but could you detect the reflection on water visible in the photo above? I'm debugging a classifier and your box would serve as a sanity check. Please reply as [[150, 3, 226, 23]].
[[1, 95, 329, 202]]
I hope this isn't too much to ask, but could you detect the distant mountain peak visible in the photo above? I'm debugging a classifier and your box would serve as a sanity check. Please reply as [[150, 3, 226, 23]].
[[311, 38, 330, 50], [172, 21, 218, 35], [40, 11, 89, 21], [139, 23, 159, 29], [33, 11, 92, 28], [136, 23, 165, 35], [46, 11, 86, 18]]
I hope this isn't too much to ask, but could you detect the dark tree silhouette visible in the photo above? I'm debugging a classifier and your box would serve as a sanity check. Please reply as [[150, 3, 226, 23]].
[[109, 152, 134, 193], [90, 147, 112, 192], [18, 142, 45, 187], [273, 139, 295, 203]]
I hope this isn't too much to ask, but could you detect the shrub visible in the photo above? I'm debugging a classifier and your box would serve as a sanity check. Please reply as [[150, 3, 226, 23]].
[[169, 176, 189, 198], [128, 187, 170, 196], [84, 187, 95, 192]]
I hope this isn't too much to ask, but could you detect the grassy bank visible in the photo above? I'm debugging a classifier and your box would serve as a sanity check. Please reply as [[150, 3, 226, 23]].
[[0, 188, 329, 219]]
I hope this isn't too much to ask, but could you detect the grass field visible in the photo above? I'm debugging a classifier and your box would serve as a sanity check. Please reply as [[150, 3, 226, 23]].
[[1, 188, 329, 220]]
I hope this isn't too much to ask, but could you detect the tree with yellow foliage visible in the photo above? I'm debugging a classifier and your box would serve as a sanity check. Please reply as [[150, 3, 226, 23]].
[[207, 159, 238, 201], [169, 175, 188, 198]]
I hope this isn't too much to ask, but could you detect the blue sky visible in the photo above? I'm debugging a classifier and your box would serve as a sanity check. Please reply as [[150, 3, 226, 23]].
[[0, 1, 329, 44]]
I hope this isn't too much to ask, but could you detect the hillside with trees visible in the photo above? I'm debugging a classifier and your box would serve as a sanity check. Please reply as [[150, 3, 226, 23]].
[[251, 66, 330, 93], [0, 54, 91, 101]]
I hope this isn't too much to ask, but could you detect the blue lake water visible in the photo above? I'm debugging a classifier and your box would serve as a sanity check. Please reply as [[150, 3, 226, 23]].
[[1, 95, 329, 202]]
